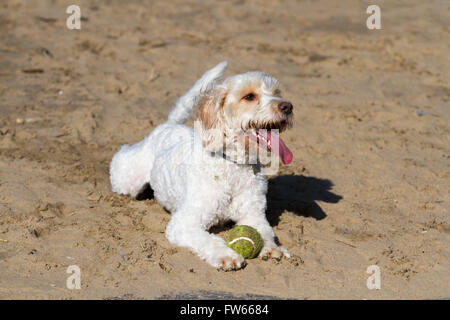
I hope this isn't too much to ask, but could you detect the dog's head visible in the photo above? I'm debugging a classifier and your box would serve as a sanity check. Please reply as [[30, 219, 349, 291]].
[[195, 71, 293, 165]]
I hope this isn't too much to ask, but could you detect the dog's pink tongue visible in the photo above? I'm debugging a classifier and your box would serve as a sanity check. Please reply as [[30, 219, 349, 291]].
[[262, 131, 293, 165]]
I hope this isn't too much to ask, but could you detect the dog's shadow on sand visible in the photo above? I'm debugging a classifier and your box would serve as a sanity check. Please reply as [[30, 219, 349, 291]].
[[136, 184, 154, 201], [136, 175, 343, 226], [266, 175, 342, 226]]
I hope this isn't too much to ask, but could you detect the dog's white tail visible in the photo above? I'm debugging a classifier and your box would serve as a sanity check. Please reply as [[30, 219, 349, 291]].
[[167, 61, 228, 124]]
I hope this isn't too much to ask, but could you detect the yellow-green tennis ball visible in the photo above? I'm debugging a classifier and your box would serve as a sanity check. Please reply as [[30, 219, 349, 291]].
[[227, 225, 263, 259]]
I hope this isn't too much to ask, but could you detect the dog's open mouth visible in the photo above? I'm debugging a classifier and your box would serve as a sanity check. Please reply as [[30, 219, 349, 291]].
[[244, 121, 293, 164]]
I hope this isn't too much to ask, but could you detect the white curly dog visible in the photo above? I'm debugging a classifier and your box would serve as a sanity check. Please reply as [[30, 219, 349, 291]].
[[110, 61, 294, 270]]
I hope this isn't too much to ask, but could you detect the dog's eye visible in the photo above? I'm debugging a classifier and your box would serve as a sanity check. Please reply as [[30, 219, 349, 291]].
[[243, 93, 256, 101]]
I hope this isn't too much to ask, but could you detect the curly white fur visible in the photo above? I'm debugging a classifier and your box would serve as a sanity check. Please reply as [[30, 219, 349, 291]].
[[110, 61, 293, 270]]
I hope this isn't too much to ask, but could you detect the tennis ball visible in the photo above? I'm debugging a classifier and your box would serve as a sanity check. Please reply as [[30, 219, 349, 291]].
[[227, 225, 263, 259]]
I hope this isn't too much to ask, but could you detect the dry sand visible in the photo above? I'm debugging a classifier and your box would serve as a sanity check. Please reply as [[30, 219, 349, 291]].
[[0, 0, 449, 299]]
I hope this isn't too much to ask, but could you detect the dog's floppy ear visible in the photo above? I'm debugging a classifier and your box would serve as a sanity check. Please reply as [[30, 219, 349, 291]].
[[195, 87, 227, 152]]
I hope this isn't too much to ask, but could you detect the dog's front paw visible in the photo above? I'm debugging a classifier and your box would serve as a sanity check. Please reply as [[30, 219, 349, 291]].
[[213, 249, 246, 271], [218, 255, 246, 271], [259, 246, 290, 261]]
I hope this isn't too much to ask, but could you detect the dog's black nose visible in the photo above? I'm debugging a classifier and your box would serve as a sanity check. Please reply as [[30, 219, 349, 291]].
[[278, 101, 293, 115]]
